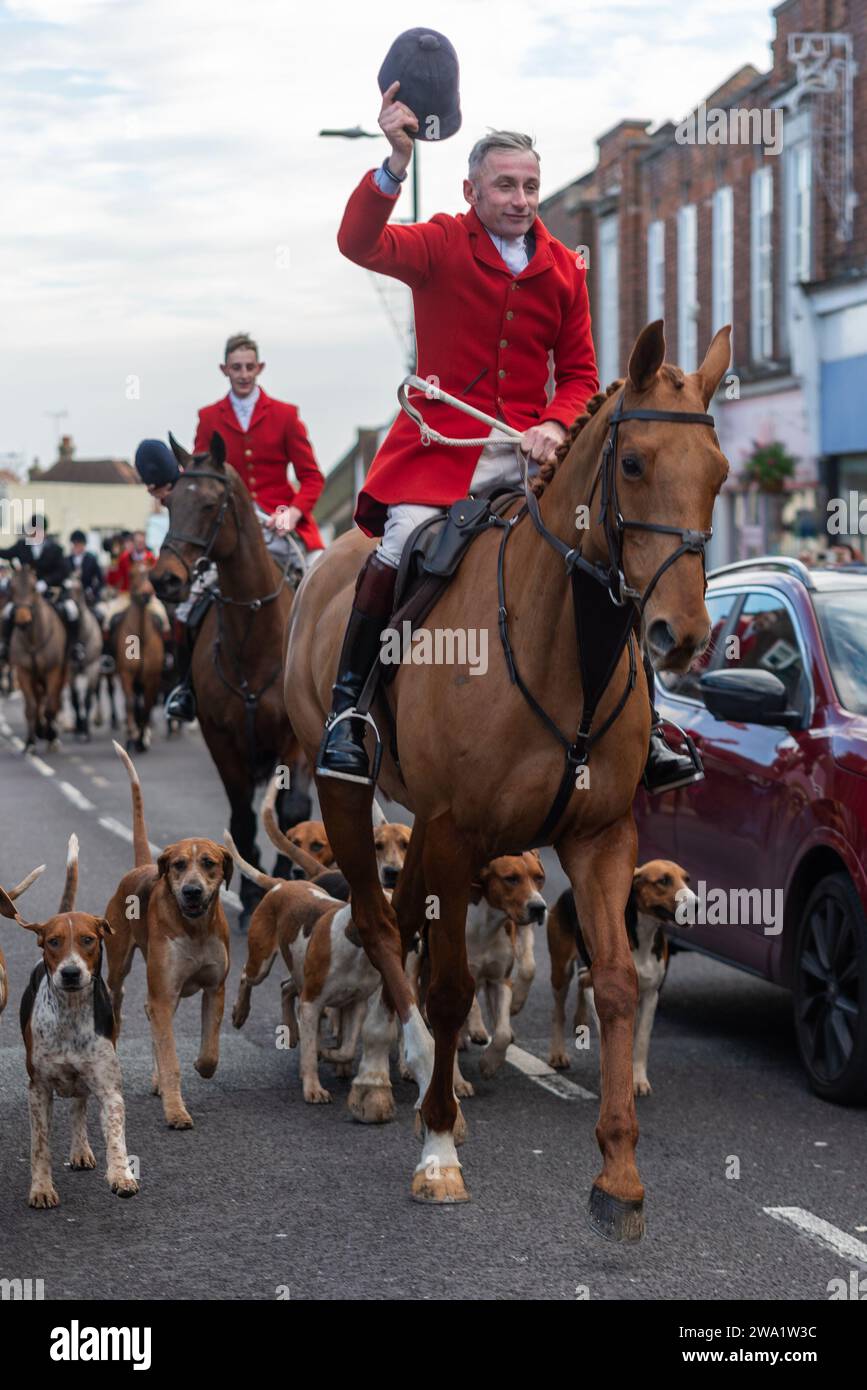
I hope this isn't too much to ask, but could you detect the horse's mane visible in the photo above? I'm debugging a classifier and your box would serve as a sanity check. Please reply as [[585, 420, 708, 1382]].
[[531, 364, 686, 497]]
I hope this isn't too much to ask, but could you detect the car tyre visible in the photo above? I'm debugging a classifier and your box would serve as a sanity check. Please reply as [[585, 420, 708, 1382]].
[[793, 872, 867, 1104]]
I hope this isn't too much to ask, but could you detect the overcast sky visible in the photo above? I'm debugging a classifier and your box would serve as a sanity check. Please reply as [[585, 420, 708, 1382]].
[[1, 0, 775, 477]]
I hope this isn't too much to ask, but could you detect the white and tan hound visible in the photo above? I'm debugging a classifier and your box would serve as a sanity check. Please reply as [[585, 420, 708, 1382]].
[[547, 859, 696, 1094], [0, 836, 138, 1208]]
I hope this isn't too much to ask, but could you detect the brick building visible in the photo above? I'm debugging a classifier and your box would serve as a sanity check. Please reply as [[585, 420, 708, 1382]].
[[541, 0, 866, 564]]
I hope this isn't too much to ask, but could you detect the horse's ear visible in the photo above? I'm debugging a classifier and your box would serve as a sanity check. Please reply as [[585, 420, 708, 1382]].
[[168, 433, 193, 470], [209, 432, 227, 469], [695, 325, 732, 408], [627, 320, 666, 393]]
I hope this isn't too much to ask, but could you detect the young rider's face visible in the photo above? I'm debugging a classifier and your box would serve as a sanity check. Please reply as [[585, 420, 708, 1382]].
[[220, 348, 265, 397], [463, 150, 540, 240]]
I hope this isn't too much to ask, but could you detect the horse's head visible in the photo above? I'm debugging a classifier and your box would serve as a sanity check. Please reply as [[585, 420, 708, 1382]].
[[151, 431, 237, 604], [9, 562, 36, 625], [129, 559, 155, 607], [584, 320, 731, 673]]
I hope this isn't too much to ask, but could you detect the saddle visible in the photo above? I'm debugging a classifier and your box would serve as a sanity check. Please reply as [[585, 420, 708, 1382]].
[[379, 489, 523, 690]]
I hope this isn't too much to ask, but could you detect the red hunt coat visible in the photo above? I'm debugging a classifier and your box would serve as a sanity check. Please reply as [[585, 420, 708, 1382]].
[[338, 170, 600, 536], [194, 390, 325, 550]]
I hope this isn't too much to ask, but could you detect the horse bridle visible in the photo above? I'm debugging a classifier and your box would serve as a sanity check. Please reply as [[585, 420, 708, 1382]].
[[521, 388, 716, 611], [161, 467, 237, 584]]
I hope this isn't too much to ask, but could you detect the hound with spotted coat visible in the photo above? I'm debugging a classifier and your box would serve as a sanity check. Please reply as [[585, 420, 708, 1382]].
[[0, 836, 138, 1208]]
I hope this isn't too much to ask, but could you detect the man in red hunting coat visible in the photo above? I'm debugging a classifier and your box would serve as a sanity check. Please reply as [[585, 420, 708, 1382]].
[[317, 84, 700, 796], [163, 332, 325, 722]]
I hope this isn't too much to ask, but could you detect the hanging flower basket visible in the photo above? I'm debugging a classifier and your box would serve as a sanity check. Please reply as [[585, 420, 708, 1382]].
[[741, 440, 797, 494]]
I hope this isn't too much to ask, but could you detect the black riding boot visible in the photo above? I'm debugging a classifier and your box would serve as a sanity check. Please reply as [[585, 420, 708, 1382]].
[[164, 624, 197, 723], [316, 551, 398, 785], [0, 609, 13, 663], [641, 650, 704, 794], [64, 612, 86, 667]]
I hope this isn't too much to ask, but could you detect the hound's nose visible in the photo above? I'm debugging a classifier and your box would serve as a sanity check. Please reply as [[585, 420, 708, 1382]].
[[381, 866, 399, 889], [528, 901, 547, 924], [291, 865, 307, 881], [181, 884, 204, 907], [60, 965, 82, 988]]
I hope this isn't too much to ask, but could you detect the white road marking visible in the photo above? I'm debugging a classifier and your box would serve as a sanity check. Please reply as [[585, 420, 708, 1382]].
[[764, 1207, 867, 1265], [29, 756, 55, 778], [91, 775, 110, 788], [98, 816, 160, 859], [10, 736, 24, 751], [58, 781, 95, 811], [505, 1044, 597, 1100]]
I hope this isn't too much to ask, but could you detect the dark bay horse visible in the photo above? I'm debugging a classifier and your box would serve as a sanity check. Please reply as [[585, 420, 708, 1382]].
[[284, 321, 731, 1241], [151, 431, 309, 927], [7, 564, 67, 751], [116, 561, 165, 752]]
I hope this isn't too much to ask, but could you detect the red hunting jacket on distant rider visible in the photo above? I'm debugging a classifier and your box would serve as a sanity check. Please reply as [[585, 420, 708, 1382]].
[[194, 390, 326, 551], [337, 169, 600, 537]]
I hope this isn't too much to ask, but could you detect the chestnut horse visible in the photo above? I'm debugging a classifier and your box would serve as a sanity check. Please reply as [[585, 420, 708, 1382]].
[[7, 564, 67, 751], [151, 431, 309, 927], [116, 560, 165, 752], [284, 321, 731, 1241]]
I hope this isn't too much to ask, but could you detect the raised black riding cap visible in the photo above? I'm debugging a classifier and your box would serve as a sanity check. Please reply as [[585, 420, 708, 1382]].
[[135, 438, 181, 488], [378, 28, 461, 141]]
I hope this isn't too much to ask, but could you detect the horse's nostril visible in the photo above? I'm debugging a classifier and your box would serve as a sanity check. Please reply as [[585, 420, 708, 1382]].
[[646, 619, 676, 656]]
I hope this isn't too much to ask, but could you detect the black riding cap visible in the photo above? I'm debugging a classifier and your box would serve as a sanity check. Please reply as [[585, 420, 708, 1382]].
[[135, 439, 180, 489], [378, 28, 461, 141]]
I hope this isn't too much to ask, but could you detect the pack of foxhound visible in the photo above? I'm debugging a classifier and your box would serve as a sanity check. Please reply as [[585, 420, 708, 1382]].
[[0, 742, 695, 1211]]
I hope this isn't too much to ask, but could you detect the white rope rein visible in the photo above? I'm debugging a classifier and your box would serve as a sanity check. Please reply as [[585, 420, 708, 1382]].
[[397, 374, 525, 448]]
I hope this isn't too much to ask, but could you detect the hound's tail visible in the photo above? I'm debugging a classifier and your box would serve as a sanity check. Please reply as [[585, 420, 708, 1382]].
[[58, 834, 79, 913], [112, 739, 153, 866], [260, 775, 323, 879], [7, 864, 46, 901], [222, 830, 281, 891]]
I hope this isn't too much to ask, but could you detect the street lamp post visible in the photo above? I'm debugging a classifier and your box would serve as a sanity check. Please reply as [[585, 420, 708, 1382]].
[[318, 125, 420, 223]]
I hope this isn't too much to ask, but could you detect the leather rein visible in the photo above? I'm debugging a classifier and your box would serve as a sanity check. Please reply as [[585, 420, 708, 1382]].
[[399, 379, 716, 842]]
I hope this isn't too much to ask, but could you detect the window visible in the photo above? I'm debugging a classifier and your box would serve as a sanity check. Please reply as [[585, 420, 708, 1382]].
[[750, 166, 774, 361], [724, 592, 807, 710], [789, 143, 812, 283], [712, 187, 733, 346], [658, 592, 737, 701], [647, 219, 665, 323], [813, 591, 867, 716], [598, 214, 620, 385], [677, 204, 697, 372]]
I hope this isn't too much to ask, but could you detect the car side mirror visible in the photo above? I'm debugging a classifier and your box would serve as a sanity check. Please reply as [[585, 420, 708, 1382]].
[[699, 668, 803, 729]]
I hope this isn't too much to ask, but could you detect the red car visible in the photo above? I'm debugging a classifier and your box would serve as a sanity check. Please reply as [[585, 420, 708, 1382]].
[[634, 557, 867, 1104]]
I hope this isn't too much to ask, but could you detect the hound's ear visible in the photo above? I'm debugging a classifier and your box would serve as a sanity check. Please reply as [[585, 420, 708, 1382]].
[[627, 319, 666, 393], [0, 886, 24, 921], [526, 850, 544, 877], [209, 432, 227, 469], [469, 866, 490, 906], [95, 916, 114, 937], [468, 882, 484, 905], [221, 850, 233, 889], [695, 324, 732, 408], [0, 887, 41, 934], [168, 433, 193, 470], [157, 850, 171, 880]]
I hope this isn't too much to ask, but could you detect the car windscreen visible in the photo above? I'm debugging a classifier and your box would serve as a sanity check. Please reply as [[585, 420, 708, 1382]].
[[813, 591, 867, 716]]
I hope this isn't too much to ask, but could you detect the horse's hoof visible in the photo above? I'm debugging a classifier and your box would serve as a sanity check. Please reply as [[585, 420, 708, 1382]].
[[586, 1184, 645, 1243], [348, 1081, 395, 1124], [410, 1164, 469, 1204]]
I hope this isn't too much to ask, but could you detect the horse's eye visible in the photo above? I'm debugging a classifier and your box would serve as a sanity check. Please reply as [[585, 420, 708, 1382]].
[[621, 455, 644, 479]]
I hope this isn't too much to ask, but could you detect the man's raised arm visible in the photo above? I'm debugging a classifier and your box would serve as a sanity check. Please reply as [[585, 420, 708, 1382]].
[[337, 81, 448, 288]]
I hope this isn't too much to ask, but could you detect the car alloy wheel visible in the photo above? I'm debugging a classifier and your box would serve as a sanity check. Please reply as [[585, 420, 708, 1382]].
[[793, 872, 867, 1104]]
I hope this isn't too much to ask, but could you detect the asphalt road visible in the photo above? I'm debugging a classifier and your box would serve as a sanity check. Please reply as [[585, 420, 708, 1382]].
[[1, 688, 866, 1302]]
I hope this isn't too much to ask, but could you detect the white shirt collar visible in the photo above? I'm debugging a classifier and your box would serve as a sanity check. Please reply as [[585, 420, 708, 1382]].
[[229, 385, 260, 430]]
